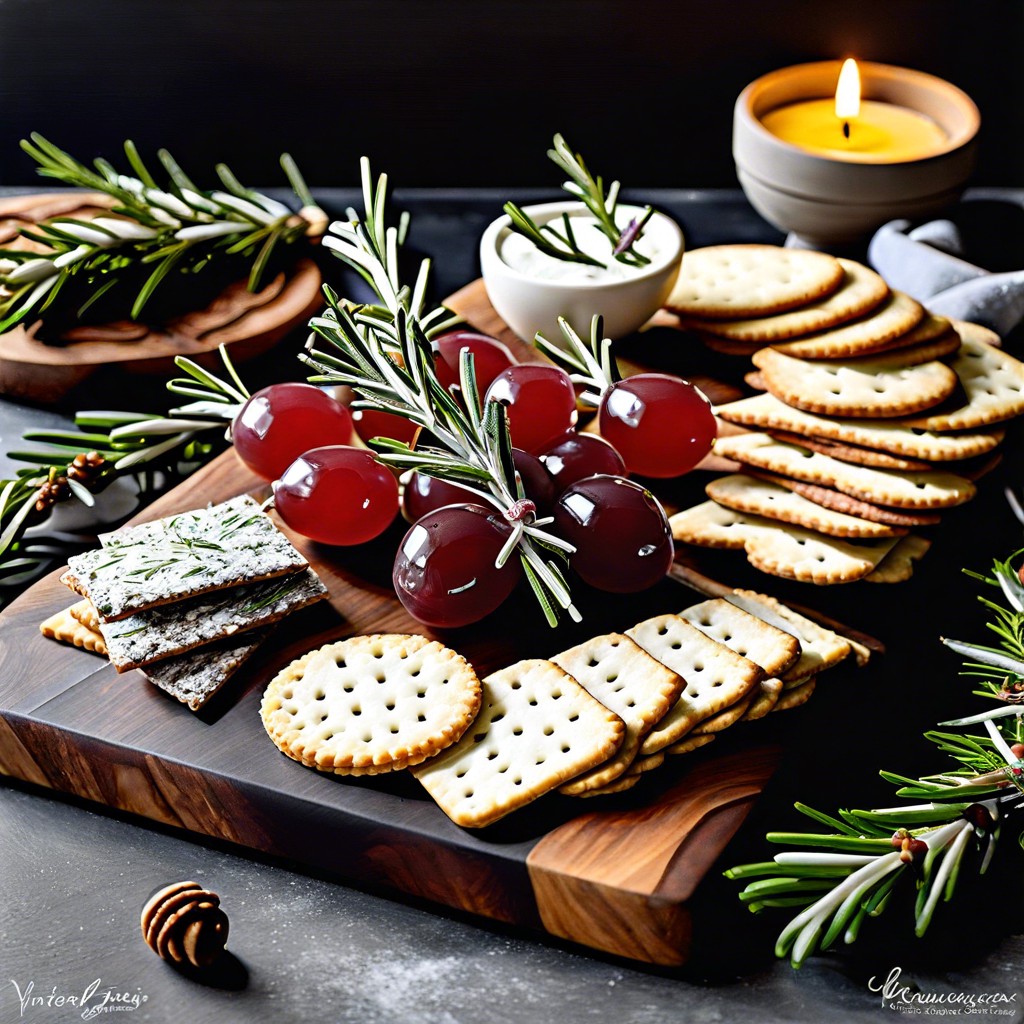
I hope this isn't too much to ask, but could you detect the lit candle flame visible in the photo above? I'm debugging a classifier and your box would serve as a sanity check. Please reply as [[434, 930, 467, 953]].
[[835, 58, 861, 120]]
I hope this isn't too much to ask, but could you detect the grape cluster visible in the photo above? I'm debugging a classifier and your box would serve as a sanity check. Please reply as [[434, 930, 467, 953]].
[[232, 330, 716, 629]]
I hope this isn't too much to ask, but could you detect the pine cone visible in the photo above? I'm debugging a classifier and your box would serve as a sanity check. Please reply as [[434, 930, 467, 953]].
[[140, 881, 229, 968]]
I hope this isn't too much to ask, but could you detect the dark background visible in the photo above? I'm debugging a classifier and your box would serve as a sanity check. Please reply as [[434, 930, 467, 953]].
[[0, 0, 1020, 192]]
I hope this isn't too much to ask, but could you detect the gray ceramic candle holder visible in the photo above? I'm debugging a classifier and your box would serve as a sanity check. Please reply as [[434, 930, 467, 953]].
[[733, 60, 980, 248]]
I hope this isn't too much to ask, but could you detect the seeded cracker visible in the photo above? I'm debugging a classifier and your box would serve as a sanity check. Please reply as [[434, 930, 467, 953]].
[[262, 635, 482, 776], [550, 633, 683, 795], [62, 495, 308, 621], [412, 659, 624, 828], [101, 568, 327, 671]]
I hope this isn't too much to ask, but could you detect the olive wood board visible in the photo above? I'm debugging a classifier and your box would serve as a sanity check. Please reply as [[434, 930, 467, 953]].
[[0, 192, 323, 404], [0, 278, 879, 967]]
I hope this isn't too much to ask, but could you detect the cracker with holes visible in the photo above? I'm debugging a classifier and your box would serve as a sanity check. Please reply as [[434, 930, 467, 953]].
[[262, 634, 482, 776], [412, 659, 624, 828], [691, 695, 754, 735], [578, 773, 640, 799], [770, 291, 924, 359], [679, 597, 801, 677], [714, 393, 1004, 462], [665, 733, 717, 756], [902, 337, 1024, 432], [62, 495, 308, 621], [762, 429, 933, 471], [773, 677, 817, 711], [741, 677, 785, 720], [669, 501, 901, 584], [681, 259, 889, 341], [706, 473, 907, 539], [751, 346, 959, 418], [625, 614, 763, 754], [724, 590, 851, 681], [665, 244, 844, 319], [711, 433, 976, 509], [864, 534, 933, 584], [550, 633, 682, 795]]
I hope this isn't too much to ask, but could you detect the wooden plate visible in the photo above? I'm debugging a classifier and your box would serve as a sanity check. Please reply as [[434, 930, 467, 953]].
[[0, 192, 323, 404]]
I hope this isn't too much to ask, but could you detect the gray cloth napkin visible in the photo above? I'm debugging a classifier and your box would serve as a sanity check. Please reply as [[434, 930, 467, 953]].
[[866, 219, 1024, 337]]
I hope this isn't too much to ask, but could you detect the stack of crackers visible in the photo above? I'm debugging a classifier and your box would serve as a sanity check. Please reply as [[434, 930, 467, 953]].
[[261, 590, 857, 828], [663, 244, 1024, 584], [41, 495, 328, 710]]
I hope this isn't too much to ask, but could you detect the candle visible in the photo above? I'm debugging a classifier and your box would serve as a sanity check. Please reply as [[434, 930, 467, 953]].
[[760, 59, 948, 163], [732, 60, 979, 244]]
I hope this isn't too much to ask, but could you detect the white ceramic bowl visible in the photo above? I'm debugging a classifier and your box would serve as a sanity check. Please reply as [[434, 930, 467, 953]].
[[733, 61, 980, 247], [479, 200, 684, 345]]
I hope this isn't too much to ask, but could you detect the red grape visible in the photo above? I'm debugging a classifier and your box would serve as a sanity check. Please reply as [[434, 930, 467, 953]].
[[552, 474, 673, 593], [351, 407, 419, 447], [483, 364, 577, 455], [393, 503, 522, 628], [599, 374, 716, 478], [539, 433, 626, 494], [402, 449, 554, 521], [433, 330, 517, 395], [273, 446, 399, 545], [233, 383, 353, 480]]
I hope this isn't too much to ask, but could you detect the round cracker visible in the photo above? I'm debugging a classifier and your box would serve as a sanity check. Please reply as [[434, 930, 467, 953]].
[[666, 244, 844, 319], [771, 290, 925, 360], [680, 259, 889, 341], [261, 634, 482, 775], [752, 346, 958, 419]]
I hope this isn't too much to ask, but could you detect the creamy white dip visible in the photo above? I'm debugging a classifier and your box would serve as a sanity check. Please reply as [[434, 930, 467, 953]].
[[500, 206, 670, 283]]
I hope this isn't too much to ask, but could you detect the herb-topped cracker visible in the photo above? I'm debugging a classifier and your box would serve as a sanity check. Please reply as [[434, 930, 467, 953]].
[[100, 568, 327, 671], [63, 495, 308, 621]]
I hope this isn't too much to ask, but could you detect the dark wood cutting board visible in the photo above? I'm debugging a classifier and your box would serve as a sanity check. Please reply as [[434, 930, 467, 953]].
[[0, 193, 323, 404], [0, 282, 803, 966]]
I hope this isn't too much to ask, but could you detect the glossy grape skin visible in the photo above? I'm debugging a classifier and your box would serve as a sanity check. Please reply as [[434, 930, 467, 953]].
[[232, 383, 354, 481], [393, 503, 522, 628], [598, 373, 717, 478], [552, 474, 674, 593], [272, 446, 399, 546], [402, 449, 554, 521], [539, 433, 626, 495], [351, 407, 419, 447], [433, 330, 517, 395], [483, 364, 578, 455]]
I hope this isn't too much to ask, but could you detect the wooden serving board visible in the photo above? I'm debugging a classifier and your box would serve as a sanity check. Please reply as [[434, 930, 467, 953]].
[[0, 193, 323, 404], [0, 280, 803, 966]]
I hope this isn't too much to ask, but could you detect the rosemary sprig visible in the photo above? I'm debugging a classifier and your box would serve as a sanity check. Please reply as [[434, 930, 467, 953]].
[[301, 158, 580, 626], [726, 545, 1024, 967], [0, 135, 325, 332], [503, 133, 654, 269]]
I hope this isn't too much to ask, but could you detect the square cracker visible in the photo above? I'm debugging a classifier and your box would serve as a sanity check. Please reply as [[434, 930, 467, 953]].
[[724, 590, 851, 682], [669, 500, 901, 584], [101, 568, 327, 671], [714, 392, 1004, 462], [711, 433, 975, 510], [62, 495, 308, 621], [691, 694, 754, 735], [626, 614, 763, 755], [705, 473, 906, 539], [680, 597, 801, 677], [551, 633, 683, 795], [412, 660, 624, 828]]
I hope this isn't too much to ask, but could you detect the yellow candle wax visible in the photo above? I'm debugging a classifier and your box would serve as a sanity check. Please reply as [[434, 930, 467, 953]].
[[761, 98, 947, 162]]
